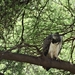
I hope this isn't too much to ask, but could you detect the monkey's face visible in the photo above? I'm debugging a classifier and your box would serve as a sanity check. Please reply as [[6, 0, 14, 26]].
[[52, 33, 61, 43]]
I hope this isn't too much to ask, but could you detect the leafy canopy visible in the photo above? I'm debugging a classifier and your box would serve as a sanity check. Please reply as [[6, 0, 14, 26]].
[[0, 0, 75, 75]]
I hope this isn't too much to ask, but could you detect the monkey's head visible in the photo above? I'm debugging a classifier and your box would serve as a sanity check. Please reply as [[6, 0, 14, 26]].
[[52, 32, 61, 43]]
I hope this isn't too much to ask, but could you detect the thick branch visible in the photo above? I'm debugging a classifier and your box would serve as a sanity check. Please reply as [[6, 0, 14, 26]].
[[0, 51, 75, 74]]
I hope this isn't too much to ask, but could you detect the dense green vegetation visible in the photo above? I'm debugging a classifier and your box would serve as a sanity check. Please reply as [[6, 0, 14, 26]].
[[0, 0, 75, 75]]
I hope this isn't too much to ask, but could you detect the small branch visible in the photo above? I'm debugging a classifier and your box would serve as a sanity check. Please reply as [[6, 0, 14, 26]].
[[59, 0, 74, 17], [19, 0, 30, 5], [5, 42, 42, 54], [64, 37, 75, 42], [24, 43, 42, 54], [21, 11, 25, 43]]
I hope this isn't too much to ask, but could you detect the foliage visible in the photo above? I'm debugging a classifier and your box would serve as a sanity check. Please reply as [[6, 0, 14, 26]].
[[0, 0, 75, 75]]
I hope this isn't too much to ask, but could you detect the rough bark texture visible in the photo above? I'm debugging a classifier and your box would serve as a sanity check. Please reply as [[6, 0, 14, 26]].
[[0, 51, 75, 74]]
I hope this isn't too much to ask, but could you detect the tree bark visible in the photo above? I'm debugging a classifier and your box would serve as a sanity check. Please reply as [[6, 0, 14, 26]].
[[0, 51, 75, 74]]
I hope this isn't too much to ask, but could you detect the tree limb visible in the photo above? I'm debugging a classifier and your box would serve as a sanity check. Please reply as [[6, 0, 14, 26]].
[[5, 43, 41, 54], [0, 51, 75, 74]]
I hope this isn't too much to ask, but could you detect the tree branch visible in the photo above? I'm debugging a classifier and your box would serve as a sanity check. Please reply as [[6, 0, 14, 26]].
[[0, 51, 75, 74], [20, 10, 25, 42], [5, 42, 41, 54]]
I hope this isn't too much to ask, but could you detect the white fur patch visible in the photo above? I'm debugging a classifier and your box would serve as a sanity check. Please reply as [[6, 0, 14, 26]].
[[48, 42, 62, 58]]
